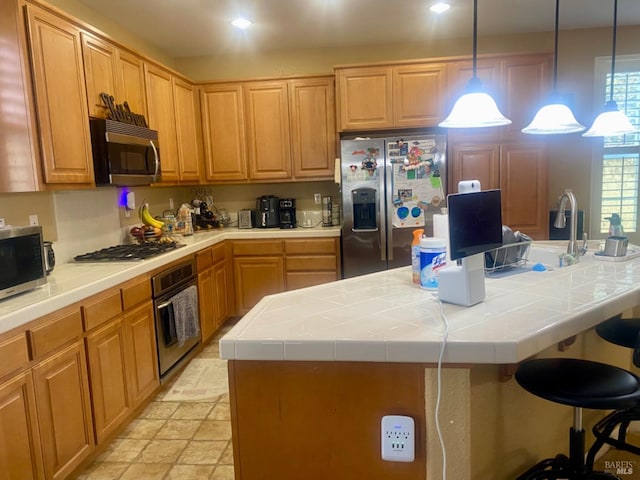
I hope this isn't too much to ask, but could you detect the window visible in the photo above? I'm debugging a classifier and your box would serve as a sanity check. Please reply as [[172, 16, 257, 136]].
[[591, 55, 640, 239]]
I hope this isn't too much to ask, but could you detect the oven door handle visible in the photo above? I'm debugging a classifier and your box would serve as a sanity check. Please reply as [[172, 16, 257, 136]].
[[157, 300, 172, 310]]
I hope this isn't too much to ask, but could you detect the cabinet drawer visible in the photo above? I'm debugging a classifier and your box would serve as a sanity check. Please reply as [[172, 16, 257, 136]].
[[212, 242, 226, 263], [0, 333, 30, 378], [196, 247, 214, 271], [286, 256, 337, 271], [233, 240, 283, 256], [286, 272, 337, 291], [285, 238, 336, 255], [83, 290, 123, 331], [121, 276, 151, 310], [29, 308, 83, 359]]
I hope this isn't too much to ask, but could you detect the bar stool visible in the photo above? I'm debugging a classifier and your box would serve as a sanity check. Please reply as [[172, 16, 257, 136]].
[[515, 357, 640, 479], [585, 315, 640, 469]]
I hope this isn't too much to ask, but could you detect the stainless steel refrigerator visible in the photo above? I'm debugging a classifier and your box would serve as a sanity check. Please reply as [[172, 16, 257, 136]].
[[340, 133, 447, 278]]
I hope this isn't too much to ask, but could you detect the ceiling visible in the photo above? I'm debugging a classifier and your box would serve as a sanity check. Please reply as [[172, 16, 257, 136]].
[[77, 0, 640, 58]]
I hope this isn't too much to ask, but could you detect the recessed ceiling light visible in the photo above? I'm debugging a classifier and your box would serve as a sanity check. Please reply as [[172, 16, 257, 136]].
[[430, 2, 451, 13], [231, 17, 252, 29]]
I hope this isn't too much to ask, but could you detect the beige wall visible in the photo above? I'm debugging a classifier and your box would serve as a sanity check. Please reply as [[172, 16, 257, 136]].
[[44, 0, 175, 67]]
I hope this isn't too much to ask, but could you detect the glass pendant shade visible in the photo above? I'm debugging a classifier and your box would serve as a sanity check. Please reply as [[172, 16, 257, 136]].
[[439, 90, 511, 128], [583, 100, 636, 137], [522, 102, 585, 135]]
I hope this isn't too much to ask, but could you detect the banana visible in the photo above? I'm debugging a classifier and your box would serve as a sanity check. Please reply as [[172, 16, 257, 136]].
[[138, 203, 164, 229]]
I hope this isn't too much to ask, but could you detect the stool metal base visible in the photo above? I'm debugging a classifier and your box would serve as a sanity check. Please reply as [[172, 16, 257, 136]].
[[586, 406, 640, 470], [516, 427, 620, 480]]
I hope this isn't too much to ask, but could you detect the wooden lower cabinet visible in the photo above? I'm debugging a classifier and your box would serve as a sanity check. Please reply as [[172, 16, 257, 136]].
[[233, 256, 285, 315], [85, 318, 130, 444], [198, 260, 230, 342], [0, 370, 44, 480], [32, 341, 94, 480], [124, 302, 159, 409]]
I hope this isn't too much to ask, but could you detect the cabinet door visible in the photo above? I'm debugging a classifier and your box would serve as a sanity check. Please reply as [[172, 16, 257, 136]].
[[499, 55, 552, 141], [245, 82, 292, 180], [198, 268, 216, 342], [32, 341, 94, 480], [213, 261, 229, 329], [80, 33, 119, 119], [449, 143, 500, 193], [173, 78, 203, 182], [85, 318, 130, 444], [393, 63, 446, 128], [233, 257, 285, 315], [0, 0, 40, 193], [0, 371, 44, 480], [117, 50, 147, 119], [145, 63, 179, 182], [123, 302, 159, 409], [336, 67, 393, 131], [499, 142, 548, 239], [289, 77, 336, 179], [201, 85, 248, 181], [25, 5, 93, 185]]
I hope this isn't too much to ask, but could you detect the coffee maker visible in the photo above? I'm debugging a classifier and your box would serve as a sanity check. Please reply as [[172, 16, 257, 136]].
[[256, 195, 280, 228], [279, 198, 296, 229]]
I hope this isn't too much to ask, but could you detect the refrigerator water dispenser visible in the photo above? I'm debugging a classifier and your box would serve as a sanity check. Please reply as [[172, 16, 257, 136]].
[[352, 188, 377, 230]]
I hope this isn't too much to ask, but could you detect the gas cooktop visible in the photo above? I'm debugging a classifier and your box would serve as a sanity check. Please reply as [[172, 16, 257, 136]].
[[74, 242, 185, 262]]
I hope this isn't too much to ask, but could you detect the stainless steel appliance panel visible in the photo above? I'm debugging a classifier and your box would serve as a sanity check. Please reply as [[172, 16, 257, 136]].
[[341, 134, 446, 279], [0, 225, 47, 299]]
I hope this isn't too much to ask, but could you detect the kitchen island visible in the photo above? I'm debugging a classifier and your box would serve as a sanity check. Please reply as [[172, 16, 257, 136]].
[[220, 245, 640, 480]]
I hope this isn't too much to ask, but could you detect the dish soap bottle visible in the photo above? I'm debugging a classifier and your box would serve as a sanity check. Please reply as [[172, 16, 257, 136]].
[[606, 213, 624, 237], [411, 229, 424, 285]]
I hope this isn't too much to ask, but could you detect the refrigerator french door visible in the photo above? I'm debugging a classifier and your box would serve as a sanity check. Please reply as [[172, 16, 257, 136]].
[[341, 134, 447, 279]]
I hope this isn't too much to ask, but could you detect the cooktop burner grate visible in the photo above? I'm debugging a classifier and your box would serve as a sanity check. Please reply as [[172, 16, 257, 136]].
[[74, 242, 185, 262]]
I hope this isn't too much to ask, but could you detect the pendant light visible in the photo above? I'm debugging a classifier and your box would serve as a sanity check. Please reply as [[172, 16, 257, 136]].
[[522, 0, 585, 135], [438, 0, 511, 128], [583, 0, 636, 137]]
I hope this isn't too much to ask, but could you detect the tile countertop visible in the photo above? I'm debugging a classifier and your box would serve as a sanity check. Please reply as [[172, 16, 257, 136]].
[[220, 244, 640, 365], [0, 226, 341, 335]]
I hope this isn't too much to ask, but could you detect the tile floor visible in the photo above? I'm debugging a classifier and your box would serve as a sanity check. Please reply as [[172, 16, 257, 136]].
[[73, 321, 237, 480]]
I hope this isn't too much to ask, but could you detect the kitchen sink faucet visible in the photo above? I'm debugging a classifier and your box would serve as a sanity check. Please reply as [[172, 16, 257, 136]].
[[554, 189, 587, 261]]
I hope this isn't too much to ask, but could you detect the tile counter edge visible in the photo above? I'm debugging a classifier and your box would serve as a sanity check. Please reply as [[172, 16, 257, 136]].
[[0, 227, 341, 335]]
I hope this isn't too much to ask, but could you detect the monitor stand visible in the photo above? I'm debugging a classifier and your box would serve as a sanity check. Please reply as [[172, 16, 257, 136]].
[[437, 253, 486, 307]]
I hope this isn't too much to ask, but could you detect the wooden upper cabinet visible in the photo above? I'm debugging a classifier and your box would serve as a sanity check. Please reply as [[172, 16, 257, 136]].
[[201, 84, 248, 181], [499, 54, 552, 140], [117, 50, 147, 119], [245, 81, 292, 180], [81, 33, 119, 118], [289, 77, 336, 179], [25, 4, 94, 186], [145, 63, 179, 182], [173, 78, 203, 183], [393, 63, 446, 128], [336, 66, 393, 131]]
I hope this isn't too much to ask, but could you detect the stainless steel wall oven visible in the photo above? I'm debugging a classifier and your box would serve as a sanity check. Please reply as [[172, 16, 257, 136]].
[[152, 258, 201, 380]]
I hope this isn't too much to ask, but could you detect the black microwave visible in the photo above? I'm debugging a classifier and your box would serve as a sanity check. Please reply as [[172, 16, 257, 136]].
[[90, 118, 161, 186], [0, 225, 47, 301]]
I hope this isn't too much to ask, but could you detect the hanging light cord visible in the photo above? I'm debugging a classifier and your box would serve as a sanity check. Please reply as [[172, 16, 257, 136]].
[[609, 0, 618, 103], [552, 0, 559, 91], [472, 0, 478, 79]]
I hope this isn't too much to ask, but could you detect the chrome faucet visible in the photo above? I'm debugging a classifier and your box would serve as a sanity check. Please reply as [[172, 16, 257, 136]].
[[554, 189, 587, 261]]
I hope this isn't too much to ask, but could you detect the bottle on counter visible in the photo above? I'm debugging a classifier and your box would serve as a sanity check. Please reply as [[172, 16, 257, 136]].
[[411, 229, 425, 285], [420, 237, 446, 290]]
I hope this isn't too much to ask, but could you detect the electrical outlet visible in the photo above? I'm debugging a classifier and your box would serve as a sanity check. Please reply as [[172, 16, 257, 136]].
[[29, 215, 39, 226], [314, 193, 321, 204], [169, 197, 174, 210], [0, 218, 4, 228], [381, 415, 415, 462]]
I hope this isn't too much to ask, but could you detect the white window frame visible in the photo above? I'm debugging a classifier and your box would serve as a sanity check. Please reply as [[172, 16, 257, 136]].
[[589, 54, 640, 244]]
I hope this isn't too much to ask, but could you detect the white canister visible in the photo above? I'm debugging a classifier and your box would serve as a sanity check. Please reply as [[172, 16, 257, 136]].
[[420, 237, 447, 290]]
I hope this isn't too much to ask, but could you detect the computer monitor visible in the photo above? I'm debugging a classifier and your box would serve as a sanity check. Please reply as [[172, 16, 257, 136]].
[[447, 189, 503, 261]]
